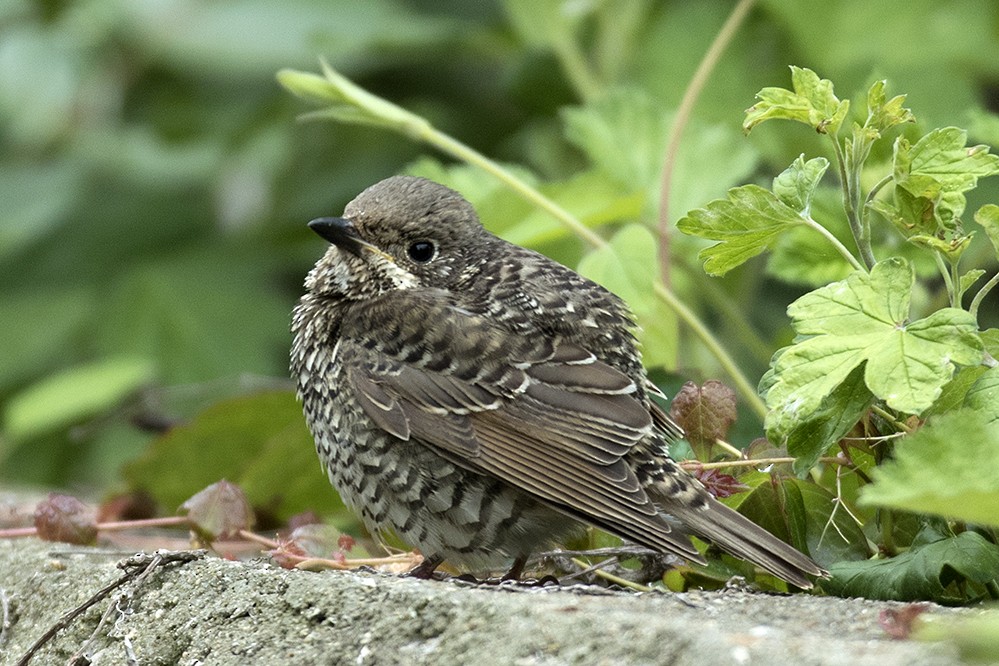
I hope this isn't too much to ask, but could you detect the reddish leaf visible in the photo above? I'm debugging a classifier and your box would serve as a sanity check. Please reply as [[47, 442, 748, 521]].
[[33, 494, 98, 545], [268, 537, 309, 569], [287, 510, 323, 531], [669, 380, 737, 457], [690, 467, 749, 499], [879, 603, 932, 639], [337, 534, 356, 553], [180, 479, 255, 541]]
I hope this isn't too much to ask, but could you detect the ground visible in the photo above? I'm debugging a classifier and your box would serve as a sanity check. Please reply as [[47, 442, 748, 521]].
[[0, 539, 970, 665]]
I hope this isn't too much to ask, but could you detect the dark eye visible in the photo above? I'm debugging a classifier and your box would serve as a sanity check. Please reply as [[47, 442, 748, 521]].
[[407, 240, 436, 263]]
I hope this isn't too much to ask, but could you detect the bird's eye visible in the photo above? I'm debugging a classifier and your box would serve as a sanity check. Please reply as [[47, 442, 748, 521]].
[[407, 240, 436, 263]]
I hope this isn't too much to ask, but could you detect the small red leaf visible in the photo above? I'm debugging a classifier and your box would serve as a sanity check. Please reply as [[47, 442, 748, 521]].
[[689, 467, 749, 499], [669, 380, 737, 457], [180, 479, 254, 541], [337, 534, 356, 553], [268, 537, 308, 569], [879, 603, 931, 639], [33, 494, 98, 545]]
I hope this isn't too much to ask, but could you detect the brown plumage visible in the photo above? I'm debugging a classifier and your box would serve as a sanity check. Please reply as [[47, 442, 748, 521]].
[[291, 176, 826, 587]]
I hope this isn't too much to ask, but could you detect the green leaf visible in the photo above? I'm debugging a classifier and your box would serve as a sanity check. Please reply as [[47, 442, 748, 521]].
[[922, 365, 988, 419], [3, 357, 155, 442], [966, 367, 999, 424], [893, 127, 999, 230], [766, 187, 855, 286], [767, 364, 873, 475], [725, 472, 869, 566], [278, 61, 426, 134], [93, 246, 291, 383], [959, 268, 986, 294], [744, 66, 849, 135], [771, 155, 829, 215], [124, 391, 350, 522], [859, 410, 999, 526], [824, 529, 999, 603], [974, 204, 999, 260], [676, 185, 804, 275], [765, 258, 983, 422], [577, 224, 678, 369], [864, 79, 915, 136]]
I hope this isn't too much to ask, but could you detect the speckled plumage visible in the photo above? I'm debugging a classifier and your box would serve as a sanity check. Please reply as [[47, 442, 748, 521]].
[[291, 176, 825, 587]]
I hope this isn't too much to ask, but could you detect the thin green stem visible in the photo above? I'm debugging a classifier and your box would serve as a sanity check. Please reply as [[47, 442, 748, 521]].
[[951, 259, 963, 309], [970, 271, 999, 321], [933, 251, 955, 306], [552, 35, 603, 102], [570, 557, 651, 592], [870, 404, 913, 434], [653, 282, 768, 420], [798, 216, 865, 271], [832, 139, 876, 269], [421, 126, 608, 250], [865, 174, 893, 208], [658, 0, 757, 287], [880, 509, 897, 556]]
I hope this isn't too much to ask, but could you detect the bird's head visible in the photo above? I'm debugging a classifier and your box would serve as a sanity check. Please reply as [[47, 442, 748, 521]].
[[304, 176, 490, 299]]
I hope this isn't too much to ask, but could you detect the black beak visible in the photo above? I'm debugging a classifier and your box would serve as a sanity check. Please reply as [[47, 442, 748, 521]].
[[308, 217, 365, 257]]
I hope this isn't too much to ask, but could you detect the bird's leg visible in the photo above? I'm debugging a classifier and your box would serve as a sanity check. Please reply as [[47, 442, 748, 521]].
[[501, 555, 559, 587], [406, 554, 445, 580], [501, 555, 528, 581]]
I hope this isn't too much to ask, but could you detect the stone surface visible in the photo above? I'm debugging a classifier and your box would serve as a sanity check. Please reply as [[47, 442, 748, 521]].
[[0, 539, 968, 665]]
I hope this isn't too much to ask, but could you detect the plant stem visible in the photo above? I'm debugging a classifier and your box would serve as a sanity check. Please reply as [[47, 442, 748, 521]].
[[551, 34, 603, 102], [865, 174, 893, 208], [422, 127, 608, 250], [832, 139, 877, 269], [657, 0, 757, 287], [933, 251, 956, 307], [570, 557, 651, 592], [798, 216, 865, 271], [653, 282, 768, 420], [870, 404, 914, 433], [970, 271, 999, 321], [880, 509, 897, 556]]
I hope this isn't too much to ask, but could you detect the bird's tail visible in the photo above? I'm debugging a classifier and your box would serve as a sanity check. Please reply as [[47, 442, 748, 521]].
[[657, 493, 828, 589]]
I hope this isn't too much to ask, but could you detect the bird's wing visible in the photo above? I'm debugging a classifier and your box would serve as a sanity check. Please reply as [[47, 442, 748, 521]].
[[339, 291, 702, 560]]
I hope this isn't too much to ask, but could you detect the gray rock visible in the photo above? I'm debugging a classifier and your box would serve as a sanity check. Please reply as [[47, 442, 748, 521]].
[[0, 539, 966, 665]]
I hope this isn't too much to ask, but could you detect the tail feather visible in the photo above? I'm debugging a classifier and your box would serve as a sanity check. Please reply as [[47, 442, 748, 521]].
[[663, 496, 828, 589]]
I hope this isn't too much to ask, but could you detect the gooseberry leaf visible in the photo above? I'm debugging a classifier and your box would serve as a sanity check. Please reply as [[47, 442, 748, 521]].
[[744, 66, 849, 135], [765, 258, 982, 425]]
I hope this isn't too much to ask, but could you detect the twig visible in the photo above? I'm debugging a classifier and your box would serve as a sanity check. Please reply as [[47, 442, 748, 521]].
[[569, 558, 651, 592], [14, 550, 202, 666]]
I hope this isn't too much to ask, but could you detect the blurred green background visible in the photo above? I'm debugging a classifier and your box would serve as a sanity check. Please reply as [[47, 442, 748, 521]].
[[3, 0, 998, 513]]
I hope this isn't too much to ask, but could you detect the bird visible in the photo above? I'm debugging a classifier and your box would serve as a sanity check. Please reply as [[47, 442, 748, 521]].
[[291, 175, 826, 588]]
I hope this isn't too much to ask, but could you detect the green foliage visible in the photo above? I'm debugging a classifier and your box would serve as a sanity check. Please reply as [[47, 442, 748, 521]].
[[677, 66, 999, 604], [3, 357, 155, 443], [825, 529, 999, 603], [124, 392, 346, 522], [860, 411, 999, 526], [766, 258, 981, 423]]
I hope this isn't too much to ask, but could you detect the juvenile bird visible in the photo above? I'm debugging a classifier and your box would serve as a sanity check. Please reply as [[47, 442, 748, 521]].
[[291, 176, 826, 587]]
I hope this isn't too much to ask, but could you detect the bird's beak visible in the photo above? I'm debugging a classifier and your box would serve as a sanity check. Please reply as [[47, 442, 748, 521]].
[[308, 217, 366, 257]]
